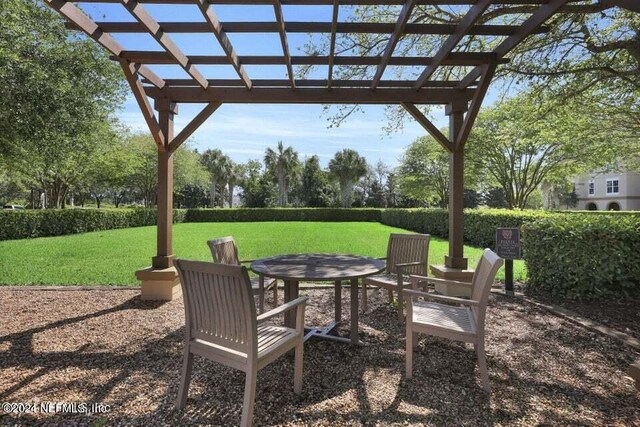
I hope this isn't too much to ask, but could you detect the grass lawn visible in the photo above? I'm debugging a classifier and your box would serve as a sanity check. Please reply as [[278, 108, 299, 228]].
[[0, 222, 526, 285]]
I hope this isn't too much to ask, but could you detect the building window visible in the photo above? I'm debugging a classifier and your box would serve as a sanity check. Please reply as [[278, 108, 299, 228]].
[[588, 181, 595, 196], [606, 178, 619, 195]]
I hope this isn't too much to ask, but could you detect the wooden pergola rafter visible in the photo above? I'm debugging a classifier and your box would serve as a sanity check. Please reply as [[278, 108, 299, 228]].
[[47, 0, 620, 300]]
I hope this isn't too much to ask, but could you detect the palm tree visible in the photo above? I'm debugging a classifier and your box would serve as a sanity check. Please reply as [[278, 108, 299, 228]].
[[264, 141, 300, 206], [328, 149, 368, 208], [201, 149, 231, 207]]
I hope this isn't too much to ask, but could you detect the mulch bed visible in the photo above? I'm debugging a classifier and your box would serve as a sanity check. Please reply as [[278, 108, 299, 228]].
[[0, 287, 638, 426], [525, 294, 640, 341]]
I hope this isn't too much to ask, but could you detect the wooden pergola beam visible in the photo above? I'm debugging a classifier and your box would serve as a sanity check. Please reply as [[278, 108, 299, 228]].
[[168, 102, 222, 152], [120, 0, 209, 89], [272, 0, 296, 88], [66, 21, 548, 36], [401, 103, 452, 152], [371, 0, 418, 89], [603, 0, 640, 13], [459, 0, 572, 88], [143, 86, 476, 104], [195, 0, 252, 89], [119, 60, 166, 150], [116, 51, 504, 66], [455, 62, 496, 149], [414, 0, 492, 89], [141, 78, 469, 88], [45, 0, 166, 89], [78, 0, 555, 5], [327, 0, 340, 89]]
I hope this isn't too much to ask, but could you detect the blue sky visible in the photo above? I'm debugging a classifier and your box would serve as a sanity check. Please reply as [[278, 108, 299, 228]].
[[78, 2, 501, 167]]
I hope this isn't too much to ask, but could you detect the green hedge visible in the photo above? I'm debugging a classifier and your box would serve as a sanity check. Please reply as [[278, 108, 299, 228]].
[[522, 215, 640, 299], [0, 209, 186, 241], [380, 208, 551, 247], [185, 208, 382, 223]]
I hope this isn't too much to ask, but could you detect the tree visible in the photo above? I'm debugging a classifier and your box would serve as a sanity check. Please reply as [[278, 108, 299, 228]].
[[328, 149, 368, 208], [483, 188, 509, 209], [201, 149, 231, 208], [238, 160, 276, 208], [264, 141, 300, 207], [300, 156, 333, 207], [467, 92, 622, 209], [0, 0, 125, 208], [397, 136, 450, 207]]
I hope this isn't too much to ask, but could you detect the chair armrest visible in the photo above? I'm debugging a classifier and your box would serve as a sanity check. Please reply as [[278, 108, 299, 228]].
[[403, 289, 479, 307], [256, 296, 308, 324], [240, 259, 257, 264], [376, 257, 387, 260], [409, 274, 473, 288]]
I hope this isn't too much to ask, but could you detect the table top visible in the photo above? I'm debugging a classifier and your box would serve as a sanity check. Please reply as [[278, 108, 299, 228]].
[[250, 253, 386, 281]]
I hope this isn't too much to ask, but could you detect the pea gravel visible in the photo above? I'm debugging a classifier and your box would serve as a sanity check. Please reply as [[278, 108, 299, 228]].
[[0, 287, 638, 426]]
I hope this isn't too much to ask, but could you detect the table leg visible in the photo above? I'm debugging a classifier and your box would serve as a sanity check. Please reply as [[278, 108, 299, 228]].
[[334, 280, 342, 322], [350, 278, 359, 344], [284, 280, 299, 329]]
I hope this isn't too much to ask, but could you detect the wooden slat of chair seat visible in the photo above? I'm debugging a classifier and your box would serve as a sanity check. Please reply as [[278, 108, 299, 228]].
[[362, 233, 430, 319]]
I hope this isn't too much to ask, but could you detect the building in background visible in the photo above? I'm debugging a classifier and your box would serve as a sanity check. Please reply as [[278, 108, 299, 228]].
[[573, 170, 640, 211]]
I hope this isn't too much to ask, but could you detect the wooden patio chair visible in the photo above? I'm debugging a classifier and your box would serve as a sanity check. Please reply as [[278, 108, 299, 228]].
[[175, 259, 308, 427], [404, 249, 503, 392], [208, 236, 277, 313], [361, 233, 430, 320]]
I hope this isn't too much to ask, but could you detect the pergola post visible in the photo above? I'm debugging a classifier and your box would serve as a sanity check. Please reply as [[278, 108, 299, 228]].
[[135, 99, 182, 301], [445, 101, 468, 271], [429, 100, 475, 296], [153, 99, 177, 270]]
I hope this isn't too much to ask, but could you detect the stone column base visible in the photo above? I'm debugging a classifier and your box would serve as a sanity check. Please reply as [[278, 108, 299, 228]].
[[430, 264, 475, 298], [630, 361, 640, 392], [135, 266, 182, 301]]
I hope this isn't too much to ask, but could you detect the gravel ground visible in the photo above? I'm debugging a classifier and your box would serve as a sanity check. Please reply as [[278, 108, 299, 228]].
[[0, 287, 638, 426]]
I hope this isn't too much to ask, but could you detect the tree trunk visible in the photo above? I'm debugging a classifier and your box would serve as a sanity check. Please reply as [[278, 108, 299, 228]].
[[210, 180, 217, 208], [228, 183, 235, 208], [95, 196, 101, 209], [278, 173, 286, 206], [341, 180, 354, 208]]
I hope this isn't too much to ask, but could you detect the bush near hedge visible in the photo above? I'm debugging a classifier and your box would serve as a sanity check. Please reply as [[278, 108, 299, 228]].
[[522, 215, 640, 299], [380, 208, 551, 247], [0, 209, 187, 241], [185, 208, 382, 223]]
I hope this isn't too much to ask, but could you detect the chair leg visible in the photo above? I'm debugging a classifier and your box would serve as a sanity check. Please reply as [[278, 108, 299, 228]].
[[294, 338, 304, 394], [397, 290, 404, 321], [387, 289, 394, 303], [240, 368, 257, 427], [258, 276, 265, 314], [406, 325, 413, 379], [176, 349, 194, 409], [475, 341, 491, 393], [361, 282, 368, 313], [272, 280, 278, 307]]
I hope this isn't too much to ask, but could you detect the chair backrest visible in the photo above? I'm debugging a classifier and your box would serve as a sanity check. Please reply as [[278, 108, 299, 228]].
[[386, 233, 430, 276], [207, 236, 241, 266], [175, 259, 257, 356], [469, 249, 504, 331]]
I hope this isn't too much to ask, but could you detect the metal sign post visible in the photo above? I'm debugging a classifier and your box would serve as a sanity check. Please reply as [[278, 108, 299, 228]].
[[495, 227, 521, 295]]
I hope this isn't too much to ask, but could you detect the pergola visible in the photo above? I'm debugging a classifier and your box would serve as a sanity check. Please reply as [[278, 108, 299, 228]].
[[45, 0, 638, 300]]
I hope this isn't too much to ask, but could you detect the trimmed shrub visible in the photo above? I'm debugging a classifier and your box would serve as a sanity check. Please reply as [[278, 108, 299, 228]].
[[185, 208, 382, 223], [381, 208, 551, 247], [0, 209, 186, 241], [522, 215, 640, 299], [380, 209, 449, 239]]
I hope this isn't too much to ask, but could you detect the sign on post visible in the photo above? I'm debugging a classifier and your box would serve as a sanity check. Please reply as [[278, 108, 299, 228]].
[[495, 227, 521, 294]]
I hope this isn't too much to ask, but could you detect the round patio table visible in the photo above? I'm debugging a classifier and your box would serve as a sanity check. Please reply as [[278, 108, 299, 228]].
[[251, 254, 385, 344]]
